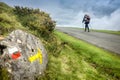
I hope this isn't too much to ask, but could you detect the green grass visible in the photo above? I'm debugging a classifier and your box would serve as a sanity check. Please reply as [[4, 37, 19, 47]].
[[0, 12, 26, 36], [92, 29, 120, 35], [38, 31, 120, 80]]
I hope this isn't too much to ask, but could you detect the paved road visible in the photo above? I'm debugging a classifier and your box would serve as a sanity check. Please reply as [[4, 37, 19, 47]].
[[56, 27, 120, 55]]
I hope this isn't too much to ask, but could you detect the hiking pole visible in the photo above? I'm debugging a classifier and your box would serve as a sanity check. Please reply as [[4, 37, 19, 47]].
[[89, 23, 92, 31]]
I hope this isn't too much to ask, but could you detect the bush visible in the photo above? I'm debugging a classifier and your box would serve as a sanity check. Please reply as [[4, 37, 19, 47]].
[[14, 6, 56, 39]]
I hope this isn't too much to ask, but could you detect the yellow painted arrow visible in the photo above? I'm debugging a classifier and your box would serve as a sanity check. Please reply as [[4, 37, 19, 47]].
[[28, 48, 42, 64]]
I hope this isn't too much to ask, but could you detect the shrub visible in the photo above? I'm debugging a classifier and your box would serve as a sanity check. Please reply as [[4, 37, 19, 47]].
[[14, 6, 56, 39]]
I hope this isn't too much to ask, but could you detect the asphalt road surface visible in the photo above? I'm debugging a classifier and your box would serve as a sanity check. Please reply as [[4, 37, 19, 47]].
[[56, 27, 120, 55]]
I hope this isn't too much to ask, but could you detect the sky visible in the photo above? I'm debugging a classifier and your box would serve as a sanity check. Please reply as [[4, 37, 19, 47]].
[[1, 0, 120, 30]]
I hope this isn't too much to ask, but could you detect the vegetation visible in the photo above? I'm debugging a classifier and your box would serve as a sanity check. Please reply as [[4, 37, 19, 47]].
[[0, 2, 55, 39], [92, 29, 120, 35], [13, 6, 56, 39], [38, 31, 120, 80], [0, 2, 12, 13], [0, 67, 10, 80], [0, 12, 24, 35], [0, 2, 24, 35]]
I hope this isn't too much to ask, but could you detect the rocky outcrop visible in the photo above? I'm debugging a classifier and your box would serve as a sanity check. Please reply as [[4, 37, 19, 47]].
[[0, 30, 48, 80]]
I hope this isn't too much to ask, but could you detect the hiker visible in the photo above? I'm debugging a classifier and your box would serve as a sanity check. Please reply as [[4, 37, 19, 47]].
[[82, 14, 90, 32]]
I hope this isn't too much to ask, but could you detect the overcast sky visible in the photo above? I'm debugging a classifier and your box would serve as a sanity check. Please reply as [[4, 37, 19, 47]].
[[1, 0, 120, 30]]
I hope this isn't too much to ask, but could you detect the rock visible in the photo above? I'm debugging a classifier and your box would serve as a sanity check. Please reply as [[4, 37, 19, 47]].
[[0, 30, 48, 80]]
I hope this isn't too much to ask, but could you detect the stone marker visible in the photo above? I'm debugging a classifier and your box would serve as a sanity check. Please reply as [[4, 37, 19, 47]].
[[0, 30, 48, 80]]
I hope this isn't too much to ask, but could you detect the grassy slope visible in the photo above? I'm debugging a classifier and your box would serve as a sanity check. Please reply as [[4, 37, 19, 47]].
[[0, 2, 26, 36], [39, 31, 120, 80], [92, 29, 120, 35]]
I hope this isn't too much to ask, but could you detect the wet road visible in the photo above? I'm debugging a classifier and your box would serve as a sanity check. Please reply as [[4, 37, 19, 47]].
[[56, 27, 120, 54]]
